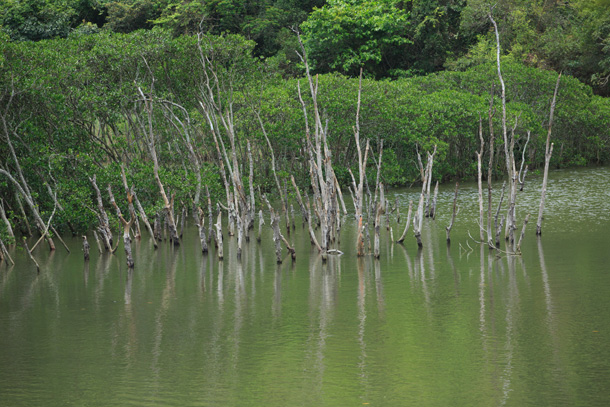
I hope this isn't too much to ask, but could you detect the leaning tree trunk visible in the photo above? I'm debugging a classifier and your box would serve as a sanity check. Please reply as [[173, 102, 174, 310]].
[[136, 85, 180, 246], [0, 90, 55, 251], [89, 174, 113, 251], [0, 199, 14, 241]]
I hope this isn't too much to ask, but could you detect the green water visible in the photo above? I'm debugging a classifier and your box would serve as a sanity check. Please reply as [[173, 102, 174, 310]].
[[1, 167, 610, 406]]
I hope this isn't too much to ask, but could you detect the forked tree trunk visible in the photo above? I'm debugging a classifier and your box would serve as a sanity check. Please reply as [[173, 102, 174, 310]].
[[196, 208, 208, 254], [89, 174, 113, 251], [537, 73, 562, 236]]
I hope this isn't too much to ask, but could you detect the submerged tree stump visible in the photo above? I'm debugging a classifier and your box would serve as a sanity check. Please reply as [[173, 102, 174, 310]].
[[83, 236, 90, 261]]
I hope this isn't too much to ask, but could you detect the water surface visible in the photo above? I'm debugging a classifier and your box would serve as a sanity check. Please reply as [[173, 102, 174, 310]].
[[1, 167, 609, 406]]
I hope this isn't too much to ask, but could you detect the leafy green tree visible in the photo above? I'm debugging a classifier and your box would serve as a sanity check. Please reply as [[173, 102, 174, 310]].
[[301, 0, 412, 78]]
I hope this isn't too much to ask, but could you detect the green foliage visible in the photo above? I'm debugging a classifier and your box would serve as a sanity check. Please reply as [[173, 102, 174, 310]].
[[302, 0, 412, 78], [456, 0, 610, 95], [1, 29, 608, 235]]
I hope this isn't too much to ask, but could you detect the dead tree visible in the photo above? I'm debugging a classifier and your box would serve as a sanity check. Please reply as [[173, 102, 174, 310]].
[[476, 115, 485, 242], [23, 238, 40, 272], [446, 183, 459, 243], [294, 32, 344, 255], [89, 175, 113, 251], [347, 69, 371, 257], [121, 164, 156, 247], [263, 195, 296, 261], [196, 34, 250, 255], [215, 209, 223, 260], [0, 199, 15, 241], [413, 148, 435, 248], [0, 110, 56, 250], [373, 184, 385, 259], [109, 184, 135, 268], [486, 89, 496, 246], [136, 83, 180, 246], [537, 73, 562, 235], [0, 237, 14, 266], [489, 9, 531, 250], [196, 208, 208, 254], [396, 201, 413, 244], [291, 175, 322, 252], [83, 236, 90, 261]]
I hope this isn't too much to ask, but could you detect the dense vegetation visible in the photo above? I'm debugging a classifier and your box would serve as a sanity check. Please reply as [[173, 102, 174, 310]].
[[1, 1, 609, 239]]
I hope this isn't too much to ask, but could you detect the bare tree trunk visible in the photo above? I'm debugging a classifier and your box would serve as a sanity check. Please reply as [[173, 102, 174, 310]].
[[15, 193, 32, 237], [257, 209, 264, 243], [1, 92, 54, 250], [537, 73, 562, 236], [206, 186, 213, 244], [93, 230, 103, 254], [83, 236, 90, 261], [119, 165, 142, 239], [516, 214, 530, 253], [196, 208, 208, 254], [89, 174, 113, 251], [494, 182, 506, 247], [270, 210, 283, 264], [215, 211, 223, 260], [413, 193, 425, 248], [0, 238, 14, 265], [397, 201, 413, 244], [263, 195, 296, 261], [0, 199, 14, 240], [136, 85, 180, 246], [477, 115, 485, 242], [487, 87, 496, 246], [446, 183, 459, 243], [23, 238, 40, 272], [109, 184, 134, 268], [430, 181, 439, 220]]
